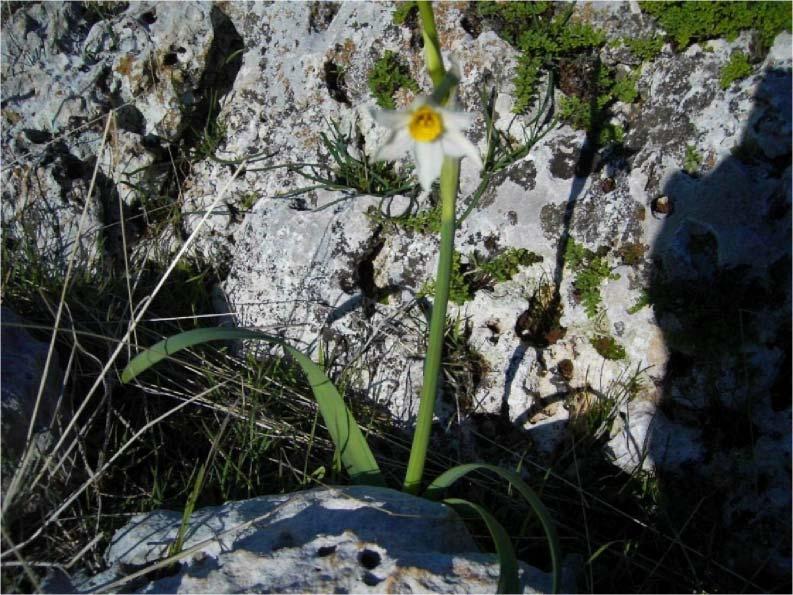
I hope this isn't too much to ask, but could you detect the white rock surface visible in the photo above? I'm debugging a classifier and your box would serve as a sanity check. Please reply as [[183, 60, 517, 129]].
[[605, 399, 704, 474], [71, 486, 565, 594]]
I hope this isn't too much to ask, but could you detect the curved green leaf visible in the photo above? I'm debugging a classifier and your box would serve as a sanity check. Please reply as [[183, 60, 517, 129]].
[[425, 463, 561, 593], [444, 497, 519, 594], [121, 328, 384, 486]]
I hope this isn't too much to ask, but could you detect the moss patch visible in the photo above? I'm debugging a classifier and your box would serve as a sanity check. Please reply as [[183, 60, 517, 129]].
[[591, 334, 627, 360], [556, 60, 636, 145], [367, 50, 419, 109], [616, 242, 648, 267]]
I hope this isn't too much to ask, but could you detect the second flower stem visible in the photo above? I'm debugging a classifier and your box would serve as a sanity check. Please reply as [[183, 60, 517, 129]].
[[403, 156, 459, 494]]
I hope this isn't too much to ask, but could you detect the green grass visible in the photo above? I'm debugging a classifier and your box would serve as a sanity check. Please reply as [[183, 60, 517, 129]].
[[283, 118, 416, 199]]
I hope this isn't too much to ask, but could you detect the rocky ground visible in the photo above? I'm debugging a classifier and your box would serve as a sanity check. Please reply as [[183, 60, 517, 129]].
[[1, 1, 790, 593]]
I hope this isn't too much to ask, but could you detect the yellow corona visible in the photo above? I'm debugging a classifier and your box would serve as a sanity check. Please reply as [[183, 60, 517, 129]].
[[408, 106, 444, 142]]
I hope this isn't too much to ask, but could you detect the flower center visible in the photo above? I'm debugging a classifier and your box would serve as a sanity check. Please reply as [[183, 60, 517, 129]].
[[408, 106, 444, 142]]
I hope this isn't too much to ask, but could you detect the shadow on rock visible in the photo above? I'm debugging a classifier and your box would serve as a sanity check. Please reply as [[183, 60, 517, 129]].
[[644, 68, 791, 591]]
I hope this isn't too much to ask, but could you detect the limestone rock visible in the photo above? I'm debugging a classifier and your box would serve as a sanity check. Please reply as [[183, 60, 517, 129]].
[[605, 399, 704, 474], [72, 486, 564, 594]]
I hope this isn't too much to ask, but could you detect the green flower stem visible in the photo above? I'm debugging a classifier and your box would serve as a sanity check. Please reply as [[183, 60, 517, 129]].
[[417, 0, 445, 87], [403, 156, 459, 494]]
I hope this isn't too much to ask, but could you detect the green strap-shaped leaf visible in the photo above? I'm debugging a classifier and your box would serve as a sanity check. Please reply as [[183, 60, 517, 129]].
[[425, 463, 561, 594], [121, 328, 384, 486], [444, 497, 519, 594]]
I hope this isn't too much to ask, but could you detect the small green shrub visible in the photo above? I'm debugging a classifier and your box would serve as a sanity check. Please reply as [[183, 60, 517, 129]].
[[627, 291, 651, 314], [557, 62, 637, 145], [720, 51, 753, 89], [421, 248, 542, 305], [565, 240, 619, 318], [621, 36, 665, 62], [684, 144, 702, 174], [392, 1, 417, 26], [478, 1, 607, 113], [477, 248, 544, 283], [368, 50, 420, 109], [611, 72, 640, 104], [370, 202, 442, 235]]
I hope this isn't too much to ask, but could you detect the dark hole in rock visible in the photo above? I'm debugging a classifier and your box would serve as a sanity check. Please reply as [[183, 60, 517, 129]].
[[317, 545, 336, 557], [515, 284, 566, 347], [323, 61, 351, 106], [651, 195, 673, 217], [176, 46, 187, 54], [22, 129, 52, 144], [23, 14, 41, 35], [558, 54, 600, 102], [362, 571, 382, 587], [140, 10, 156, 25], [460, 5, 482, 38], [141, 134, 163, 150], [115, 104, 146, 135], [273, 530, 295, 550], [162, 52, 178, 67], [95, 66, 112, 94], [557, 358, 574, 380], [357, 549, 381, 570], [308, 1, 340, 33], [61, 153, 86, 180], [178, 6, 244, 156], [600, 177, 616, 193], [486, 319, 501, 336], [347, 236, 386, 318]]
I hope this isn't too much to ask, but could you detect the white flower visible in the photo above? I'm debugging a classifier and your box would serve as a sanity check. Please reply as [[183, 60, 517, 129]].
[[370, 97, 482, 191]]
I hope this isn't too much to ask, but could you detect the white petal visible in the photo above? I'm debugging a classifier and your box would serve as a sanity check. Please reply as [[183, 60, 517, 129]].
[[374, 128, 412, 161], [437, 106, 474, 131], [441, 129, 483, 168], [414, 141, 444, 191], [408, 95, 433, 111], [370, 108, 410, 129]]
